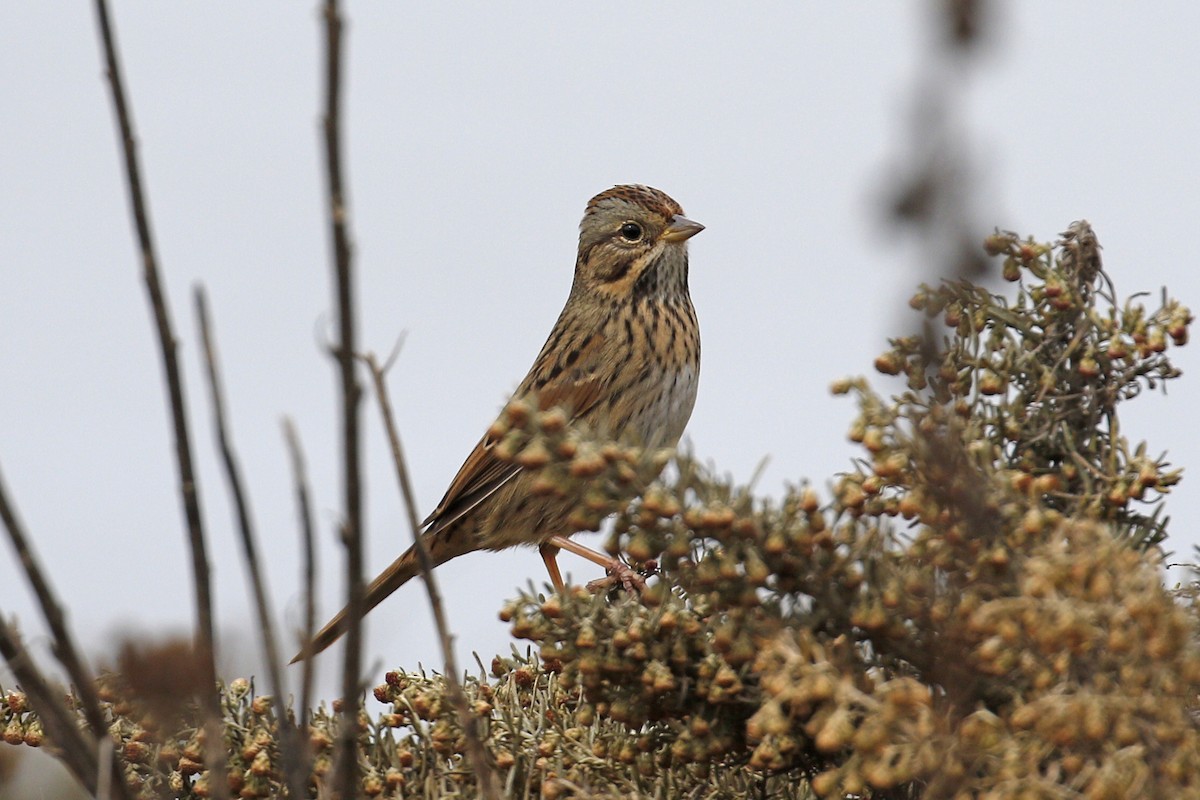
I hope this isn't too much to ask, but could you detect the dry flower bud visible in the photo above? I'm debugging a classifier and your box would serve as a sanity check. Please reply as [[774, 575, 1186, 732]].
[[1002, 257, 1021, 281], [21, 721, 42, 748], [362, 772, 385, 797], [979, 371, 1005, 394], [5, 692, 26, 714], [862, 428, 885, 453], [536, 406, 568, 433], [839, 482, 866, 510], [809, 769, 841, 797], [874, 352, 903, 375], [815, 708, 853, 753], [179, 757, 204, 776], [569, 442, 606, 478], [575, 625, 597, 649], [983, 233, 1013, 256], [250, 749, 271, 776], [515, 437, 551, 468], [3, 720, 24, 746]]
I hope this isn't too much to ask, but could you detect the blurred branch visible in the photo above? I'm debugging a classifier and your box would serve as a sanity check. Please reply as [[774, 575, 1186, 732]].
[[0, 463, 128, 797], [884, 0, 991, 286], [193, 286, 306, 799], [97, 737, 114, 800], [0, 466, 128, 799], [318, 0, 365, 795], [283, 418, 318, 748], [90, 2, 226, 797], [0, 622, 99, 792], [362, 349, 502, 800]]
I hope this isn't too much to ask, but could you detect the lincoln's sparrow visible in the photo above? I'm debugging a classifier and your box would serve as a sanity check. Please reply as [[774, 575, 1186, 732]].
[[297, 185, 703, 660]]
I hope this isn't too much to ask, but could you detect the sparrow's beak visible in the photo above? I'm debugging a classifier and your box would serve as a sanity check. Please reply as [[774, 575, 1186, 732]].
[[661, 214, 705, 243]]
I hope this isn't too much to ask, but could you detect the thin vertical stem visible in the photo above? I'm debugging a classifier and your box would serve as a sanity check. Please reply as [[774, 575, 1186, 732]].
[[283, 417, 318, 788], [90, 3, 226, 796], [319, 1, 365, 795], [362, 352, 501, 799], [194, 287, 306, 798]]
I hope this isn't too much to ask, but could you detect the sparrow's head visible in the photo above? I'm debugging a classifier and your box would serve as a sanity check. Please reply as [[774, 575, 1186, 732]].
[[575, 185, 703, 300]]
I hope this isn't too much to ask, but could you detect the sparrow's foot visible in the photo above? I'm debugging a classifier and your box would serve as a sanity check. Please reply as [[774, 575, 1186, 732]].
[[586, 560, 651, 594]]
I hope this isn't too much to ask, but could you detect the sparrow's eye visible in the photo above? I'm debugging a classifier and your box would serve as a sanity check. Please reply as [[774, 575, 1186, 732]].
[[619, 222, 643, 242]]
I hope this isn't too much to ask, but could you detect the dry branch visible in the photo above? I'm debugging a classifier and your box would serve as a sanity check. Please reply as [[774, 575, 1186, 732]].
[[362, 350, 502, 800], [0, 622, 102, 794], [318, 1, 366, 795], [90, 2, 226, 796], [0, 466, 128, 798], [194, 286, 307, 799], [283, 418, 319, 757]]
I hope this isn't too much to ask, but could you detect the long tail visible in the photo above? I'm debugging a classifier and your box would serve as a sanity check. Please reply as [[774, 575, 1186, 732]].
[[290, 545, 424, 663]]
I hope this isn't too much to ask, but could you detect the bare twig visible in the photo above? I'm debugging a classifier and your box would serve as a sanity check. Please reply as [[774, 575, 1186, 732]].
[[0, 466, 130, 799], [319, 0, 365, 794], [90, 3, 226, 797], [194, 287, 305, 798], [193, 287, 281, 672], [362, 350, 502, 799], [0, 620, 100, 794], [282, 417, 318, 784], [97, 737, 114, 800]]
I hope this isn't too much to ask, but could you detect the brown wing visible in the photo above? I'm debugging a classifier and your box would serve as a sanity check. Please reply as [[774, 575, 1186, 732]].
[[422, 328, 609, 536], [419, 432, 519, 536]]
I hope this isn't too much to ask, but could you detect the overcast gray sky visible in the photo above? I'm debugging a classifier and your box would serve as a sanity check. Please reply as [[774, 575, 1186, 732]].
[[3, 3, 1200, 704]]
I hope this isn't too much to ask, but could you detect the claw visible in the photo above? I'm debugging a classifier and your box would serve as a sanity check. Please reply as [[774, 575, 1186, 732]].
[[586, 561, 648, 595]]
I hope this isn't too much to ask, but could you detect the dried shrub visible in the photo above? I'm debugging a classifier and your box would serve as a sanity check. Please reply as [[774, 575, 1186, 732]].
[[3, 224, 1196, 799]]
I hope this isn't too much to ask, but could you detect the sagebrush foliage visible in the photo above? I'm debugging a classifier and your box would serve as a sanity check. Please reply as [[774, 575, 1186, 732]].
[[3, 224, 1197, 799]]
